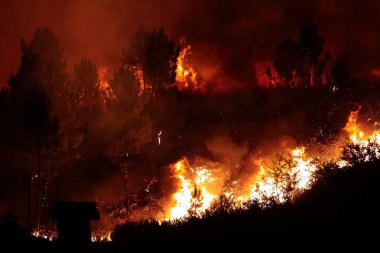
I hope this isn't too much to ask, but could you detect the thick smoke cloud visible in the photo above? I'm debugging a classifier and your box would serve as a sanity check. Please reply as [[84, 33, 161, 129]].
[[1, 0, 380, 88]]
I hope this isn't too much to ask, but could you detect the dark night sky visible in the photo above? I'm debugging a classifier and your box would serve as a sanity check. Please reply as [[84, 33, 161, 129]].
[[1, 0, 380, 88]]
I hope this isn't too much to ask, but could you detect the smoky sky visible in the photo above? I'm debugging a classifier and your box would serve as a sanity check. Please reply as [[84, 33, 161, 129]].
[[1, 0, 380, 88]]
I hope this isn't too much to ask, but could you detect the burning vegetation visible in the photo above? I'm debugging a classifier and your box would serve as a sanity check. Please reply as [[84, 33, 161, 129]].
[[1, 22, 380, 245]]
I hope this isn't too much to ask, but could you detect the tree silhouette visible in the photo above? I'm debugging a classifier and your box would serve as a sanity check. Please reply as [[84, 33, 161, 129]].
[[274, 38, 299, 87], [122, 26, 179, 95], [297, 23, 325, 87], [8, 27, 63, 230], [331, 57, 352, 89], [73, 57, 102, 131], [274, 23, 325, 87], [10, 27, 66, 101], [21, 85, 58, 231], [111, 68, 139, 111], [106, 68, 152, 220], [298, 23, 325, 65]]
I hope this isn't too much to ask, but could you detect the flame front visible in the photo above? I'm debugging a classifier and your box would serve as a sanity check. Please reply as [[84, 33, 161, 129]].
[[164, 147, 318, 220], [168, 158, 217, 219], [162, 107, 380, 220], [31, 105, 380, 237], [249, 147, 317, 205]]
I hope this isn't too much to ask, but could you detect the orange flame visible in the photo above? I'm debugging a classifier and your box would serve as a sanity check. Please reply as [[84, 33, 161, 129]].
[[175, 40, 201, 92], [161, 107, 380, 220], [167, 158, 217, 220], [31, 105, 380, 237], [343, 105, 363, 143], [164, 147, 318, 220], [342, 105, 380, 145], [98, 67, 116, 101]]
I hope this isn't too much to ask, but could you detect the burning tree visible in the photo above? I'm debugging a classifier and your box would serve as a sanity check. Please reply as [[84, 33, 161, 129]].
[[105, 67, 153, 221], [122, 26, 179, 95], [73, 57, 103, 130], [274, 23, 333, 88]]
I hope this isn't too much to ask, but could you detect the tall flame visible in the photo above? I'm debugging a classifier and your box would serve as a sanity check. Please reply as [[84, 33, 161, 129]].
[[341, 105, 380, 162], [343, 105, 363, 143], [168, 158, 217, 219], [98, 66, 116, 101], [175, 40, 200, 92]]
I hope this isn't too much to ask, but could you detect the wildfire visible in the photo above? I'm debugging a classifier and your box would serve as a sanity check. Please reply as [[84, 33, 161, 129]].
[[164, 147, 318, 220], [98, 66, 116, 101], [341, 106, 380, 162], [162, 106, 380, 220], [168, 158, 217, 220], [343, 106, 380, 146], [32, 228, 112, 242], [175, 40, 200, 92], [31, 104, 380, 237], [91, 230, 112, 242], [249, 147, 317, 205], [343, 105, 364, 143], [32, 229, 55, 241]]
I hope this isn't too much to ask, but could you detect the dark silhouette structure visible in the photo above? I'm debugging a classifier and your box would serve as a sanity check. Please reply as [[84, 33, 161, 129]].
[[50, 201, 99, 245], [0, 212, 25, 242]]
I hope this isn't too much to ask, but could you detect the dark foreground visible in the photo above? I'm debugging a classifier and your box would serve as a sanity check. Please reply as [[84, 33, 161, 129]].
[[1, 159, 379, 252]]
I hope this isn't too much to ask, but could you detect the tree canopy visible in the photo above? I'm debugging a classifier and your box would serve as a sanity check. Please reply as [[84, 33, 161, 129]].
[[122, 26, 179, 95]]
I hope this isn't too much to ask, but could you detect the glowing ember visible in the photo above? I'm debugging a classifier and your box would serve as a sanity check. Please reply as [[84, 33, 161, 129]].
[[32, 229, 55, 241], [127, 64, 146, 96], [32, 228, 112, 242], [91, 231, 112, 242]]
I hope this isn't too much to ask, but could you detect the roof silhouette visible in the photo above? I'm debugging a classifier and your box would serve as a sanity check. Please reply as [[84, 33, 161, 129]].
[[50, 201, 99, 220]]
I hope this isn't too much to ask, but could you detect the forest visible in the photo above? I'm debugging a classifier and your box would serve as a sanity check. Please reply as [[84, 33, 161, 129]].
[[1, 19, 380, 251]]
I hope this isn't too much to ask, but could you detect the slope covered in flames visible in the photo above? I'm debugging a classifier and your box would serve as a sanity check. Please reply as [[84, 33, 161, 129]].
[[154, 105, 380, 221]]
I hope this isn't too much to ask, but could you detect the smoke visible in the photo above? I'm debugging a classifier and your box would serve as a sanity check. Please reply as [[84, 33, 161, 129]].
[[206, 136, 247, 166], [1, 0, 380, 231], [1, 0, 380, 88]]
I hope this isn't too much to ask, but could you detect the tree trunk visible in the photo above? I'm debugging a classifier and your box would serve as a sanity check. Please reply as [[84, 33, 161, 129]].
[[36, 137, 42, 230], [27, 165, 32, 234], [41, 164, 49, 226], [122, 164, 129, 221]]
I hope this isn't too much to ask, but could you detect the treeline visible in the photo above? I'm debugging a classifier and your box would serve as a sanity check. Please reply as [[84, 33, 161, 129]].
[[0, 23, 374, 232], [270, 23, 353, 89], [0, 26, 180, 230]]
